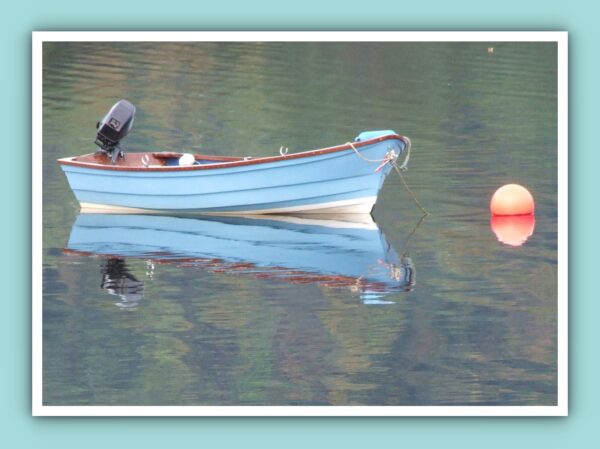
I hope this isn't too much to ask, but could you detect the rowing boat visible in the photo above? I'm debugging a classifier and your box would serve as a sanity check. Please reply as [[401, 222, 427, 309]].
[[57, 100, 410, 214], [58, 130, 409, 214]]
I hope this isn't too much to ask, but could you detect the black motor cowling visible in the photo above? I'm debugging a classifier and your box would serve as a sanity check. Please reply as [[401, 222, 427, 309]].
[[95, 99, 136, 163]]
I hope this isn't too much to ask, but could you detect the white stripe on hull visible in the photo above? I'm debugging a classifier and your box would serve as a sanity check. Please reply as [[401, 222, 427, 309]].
[[79, 196, 377, 215]]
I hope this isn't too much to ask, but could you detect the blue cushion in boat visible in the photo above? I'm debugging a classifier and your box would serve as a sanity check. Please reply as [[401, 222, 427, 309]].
[[165, 158, 201, 166], [354, 130, 397, 142]]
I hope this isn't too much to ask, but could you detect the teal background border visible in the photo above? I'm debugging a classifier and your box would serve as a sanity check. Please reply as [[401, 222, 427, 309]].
[[5, 0, 594, 446]]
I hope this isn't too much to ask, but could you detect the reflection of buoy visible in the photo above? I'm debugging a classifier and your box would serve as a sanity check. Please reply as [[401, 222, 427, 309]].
[[490, 184, 535, 216], [491, 215, 536, 247]]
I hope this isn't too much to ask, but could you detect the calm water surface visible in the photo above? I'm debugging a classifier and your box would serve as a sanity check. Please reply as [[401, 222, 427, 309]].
[[42, 42, 558, 406]]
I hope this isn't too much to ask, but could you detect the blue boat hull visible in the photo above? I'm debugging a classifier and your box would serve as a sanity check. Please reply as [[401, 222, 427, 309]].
[[58, 132, 407, 214]]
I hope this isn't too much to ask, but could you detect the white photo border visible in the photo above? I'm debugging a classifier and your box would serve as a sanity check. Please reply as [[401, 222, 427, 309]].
[[32, 31, 568, 417]]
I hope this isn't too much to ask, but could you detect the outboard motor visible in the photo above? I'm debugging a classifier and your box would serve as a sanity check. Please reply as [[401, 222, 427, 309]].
[[95, 99, 136, 163]]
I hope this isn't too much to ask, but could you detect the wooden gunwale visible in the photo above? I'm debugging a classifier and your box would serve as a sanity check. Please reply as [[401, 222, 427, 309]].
[[56, 134, 405, 172]]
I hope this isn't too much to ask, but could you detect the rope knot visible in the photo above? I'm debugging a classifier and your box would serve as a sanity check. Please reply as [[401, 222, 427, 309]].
[[375, 149, 398, 173]]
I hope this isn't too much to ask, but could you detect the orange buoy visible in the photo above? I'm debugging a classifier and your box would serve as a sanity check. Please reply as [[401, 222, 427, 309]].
[[490, 184, 535, 216], [490, 215, 536, 247]]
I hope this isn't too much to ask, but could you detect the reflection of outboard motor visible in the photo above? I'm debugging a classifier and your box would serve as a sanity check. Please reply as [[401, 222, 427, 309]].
[[100, 258, 144, 309], [397, 256, 415, 289], [95, 99, 136, 164]]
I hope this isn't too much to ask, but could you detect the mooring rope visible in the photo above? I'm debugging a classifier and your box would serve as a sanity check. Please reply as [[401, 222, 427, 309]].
[[346, 141, 391, 163], [398, 213, 428, 258], [391, 159, 429, 216], [348, 137, 428, 216], [397, 136, 411, 170]]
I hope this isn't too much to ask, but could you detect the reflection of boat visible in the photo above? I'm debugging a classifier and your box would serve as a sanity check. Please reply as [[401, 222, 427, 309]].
[[65, 213, 415, 302]]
